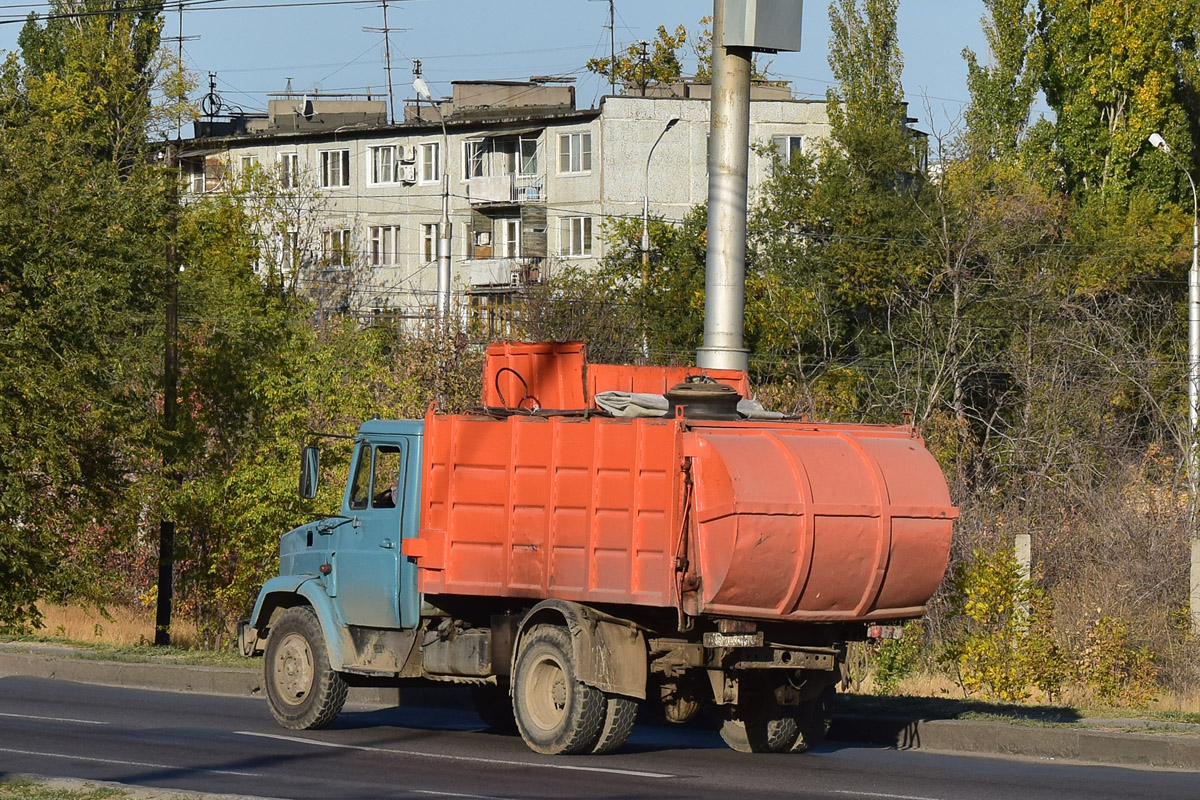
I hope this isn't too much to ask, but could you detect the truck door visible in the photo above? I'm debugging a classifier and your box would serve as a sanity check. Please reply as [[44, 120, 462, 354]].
[[334, 439, 408, 629]]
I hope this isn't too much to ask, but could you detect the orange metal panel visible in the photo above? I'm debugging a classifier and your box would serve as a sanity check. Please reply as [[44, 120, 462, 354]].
[[414, 410, 681, 607], [412, 408, 955, 624], [586, 364, 751, 402], [480, 341, 587, 409]]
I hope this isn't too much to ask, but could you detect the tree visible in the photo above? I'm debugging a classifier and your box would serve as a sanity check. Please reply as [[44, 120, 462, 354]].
[[586, 25, 688, 94], [0, 1, 171, 629], [961, 0, 1038, 162], [1036, 0, 1198, 200]]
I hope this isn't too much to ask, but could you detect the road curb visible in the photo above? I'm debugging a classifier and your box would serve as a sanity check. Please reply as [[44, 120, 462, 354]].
[[830, 715, 1200, 771], [3, 650, 1198, 770]]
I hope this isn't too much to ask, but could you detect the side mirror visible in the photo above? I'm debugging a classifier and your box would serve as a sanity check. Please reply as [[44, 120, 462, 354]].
[[299, 445, 320, 500]]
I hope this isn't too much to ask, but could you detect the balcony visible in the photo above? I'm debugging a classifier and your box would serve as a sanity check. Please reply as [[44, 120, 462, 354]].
[[462, 257, 542, 289], [467, 174, 544, 206]]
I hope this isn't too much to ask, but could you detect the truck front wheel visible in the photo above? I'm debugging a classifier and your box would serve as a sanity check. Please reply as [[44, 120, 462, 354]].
[[512, 625, 606, 755], [264, 606, 348, 730]]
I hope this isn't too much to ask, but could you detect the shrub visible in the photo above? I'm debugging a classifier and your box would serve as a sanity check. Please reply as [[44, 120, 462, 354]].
[[939, 546, 1068, 702]]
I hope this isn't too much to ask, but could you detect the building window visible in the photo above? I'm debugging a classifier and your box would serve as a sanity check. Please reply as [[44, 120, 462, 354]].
[[189, 164, 206, 194], [240, 154, 259, 173], [278, 152, 299, 188], [519, 137, 539, 175], [320, 149, 350, 187], [771, 135, 805, 163], [281, 229, 301, 268], [464, 140, 486, 179], [557, 132, 592, 174], [421, 223, 437, 263], [369, 226, 400, 267], [469, 292, 514, 339], [499, 218, 521, 258], [322, 228, 352, 267], [559, 216, 592, 257], [371, 145, 397, 184], [420, 142, 441, 183]]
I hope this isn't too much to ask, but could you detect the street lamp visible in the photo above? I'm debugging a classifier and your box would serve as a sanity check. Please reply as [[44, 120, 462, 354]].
[[1149, 131, 1200, 634], [640, 114, 680, 355], [414, 75, 452, 324]]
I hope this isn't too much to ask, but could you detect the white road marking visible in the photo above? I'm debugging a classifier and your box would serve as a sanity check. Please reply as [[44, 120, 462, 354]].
[[234, 730, 674, 779], [0, 746, 262, 778], [413, 790, 524, 800], [0, 712, 107, 726], [831, 791, 945, 800]]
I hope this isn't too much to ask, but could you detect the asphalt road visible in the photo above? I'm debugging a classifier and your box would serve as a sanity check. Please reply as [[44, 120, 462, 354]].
[[0, 676, 1195, 800]]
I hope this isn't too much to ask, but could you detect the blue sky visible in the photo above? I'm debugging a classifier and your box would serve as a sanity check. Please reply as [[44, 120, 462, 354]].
[[0, 1, 991, 136]]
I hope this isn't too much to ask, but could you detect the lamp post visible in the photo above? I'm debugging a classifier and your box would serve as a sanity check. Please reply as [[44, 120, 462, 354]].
[[1149, 131, 1200, 634], [414, 75, 452, 325]]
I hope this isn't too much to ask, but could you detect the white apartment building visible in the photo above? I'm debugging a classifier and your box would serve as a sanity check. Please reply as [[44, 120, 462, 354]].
[[181, 80, 833, 329]]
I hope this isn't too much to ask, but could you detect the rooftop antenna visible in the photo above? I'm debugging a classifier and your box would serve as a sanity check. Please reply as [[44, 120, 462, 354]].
[[363, 0, 409, 124], [588, 0, 615, 96]]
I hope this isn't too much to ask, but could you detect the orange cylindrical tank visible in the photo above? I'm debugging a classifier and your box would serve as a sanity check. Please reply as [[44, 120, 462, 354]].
[[408, 412, 956, 622], [683, 423, 956, 621]]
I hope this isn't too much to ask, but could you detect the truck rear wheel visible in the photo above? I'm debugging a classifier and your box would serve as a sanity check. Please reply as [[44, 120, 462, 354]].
[[264, 606, 347, 730], [719, 683, 798, 754], [591, 694, 638, 754], [512, 624, 605, 755], [788, 686, 835, 753]]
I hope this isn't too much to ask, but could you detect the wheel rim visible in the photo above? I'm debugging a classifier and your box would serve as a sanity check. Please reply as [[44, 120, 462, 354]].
[[524, 652, 569, 733], [274, 631, 315, 706]]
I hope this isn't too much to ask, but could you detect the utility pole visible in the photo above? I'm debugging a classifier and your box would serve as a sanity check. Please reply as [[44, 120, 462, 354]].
[[636, 39, 651, 96], [157, 143, 180, 647], [698, 1, 752, 372], [698, 0, 804, 372]]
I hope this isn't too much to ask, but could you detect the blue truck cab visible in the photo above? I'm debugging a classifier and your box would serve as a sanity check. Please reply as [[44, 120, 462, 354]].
[[238, 419, 425, 705]]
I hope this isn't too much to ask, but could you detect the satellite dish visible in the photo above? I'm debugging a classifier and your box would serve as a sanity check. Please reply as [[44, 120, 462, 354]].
[[301, 96, 315, 122]]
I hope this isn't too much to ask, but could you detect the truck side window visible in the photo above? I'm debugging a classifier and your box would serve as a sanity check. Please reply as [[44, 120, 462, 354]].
[[372, 446, 402, 509], [348, 444, 371, 510]]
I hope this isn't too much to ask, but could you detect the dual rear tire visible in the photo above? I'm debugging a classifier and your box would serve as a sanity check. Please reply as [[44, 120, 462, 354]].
[[511, 624, 637, 755]]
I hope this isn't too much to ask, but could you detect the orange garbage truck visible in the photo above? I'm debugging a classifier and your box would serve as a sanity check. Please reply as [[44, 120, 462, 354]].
[[239, 342, 956, 755]]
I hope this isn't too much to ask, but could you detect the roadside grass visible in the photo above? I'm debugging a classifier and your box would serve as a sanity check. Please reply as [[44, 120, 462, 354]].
[[0, 605, 251, 668], [22, 605, 199, 649], [0, 777, 228, 800], [0, 777, 130, 799]]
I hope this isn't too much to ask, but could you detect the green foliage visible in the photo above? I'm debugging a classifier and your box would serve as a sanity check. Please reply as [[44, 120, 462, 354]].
[[0, 2, 170, 631], [1077, 616, 1159, 708], [962, 0, 1038, 161], [586, 24, 688, 92], [940, 547, 1068, 702], [1036, 0, 1198, 201], [871, 621, 925, 695]]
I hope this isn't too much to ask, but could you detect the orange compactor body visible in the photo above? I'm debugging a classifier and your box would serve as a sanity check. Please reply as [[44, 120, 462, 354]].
[[403, 342, 956, 624]]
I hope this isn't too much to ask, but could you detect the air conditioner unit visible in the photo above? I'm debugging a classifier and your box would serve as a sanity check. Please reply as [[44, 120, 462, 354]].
[[399, 145, 417, 163], [399, 164, 417, 183], [475, 231, 491, 246]]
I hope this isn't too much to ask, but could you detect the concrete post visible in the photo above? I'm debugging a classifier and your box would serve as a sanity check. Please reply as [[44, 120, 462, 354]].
[[698, 0, 752, 372], [1014, 533, 1032, 619]]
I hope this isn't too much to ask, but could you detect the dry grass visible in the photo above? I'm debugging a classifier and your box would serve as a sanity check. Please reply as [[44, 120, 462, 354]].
[[33, 604, 198, 649], [885, 671, 1200, 719]]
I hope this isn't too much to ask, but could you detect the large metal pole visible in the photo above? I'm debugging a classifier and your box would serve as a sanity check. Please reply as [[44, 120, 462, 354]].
[[436, 111, 452, 324], [698, 0, 751, 371]]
